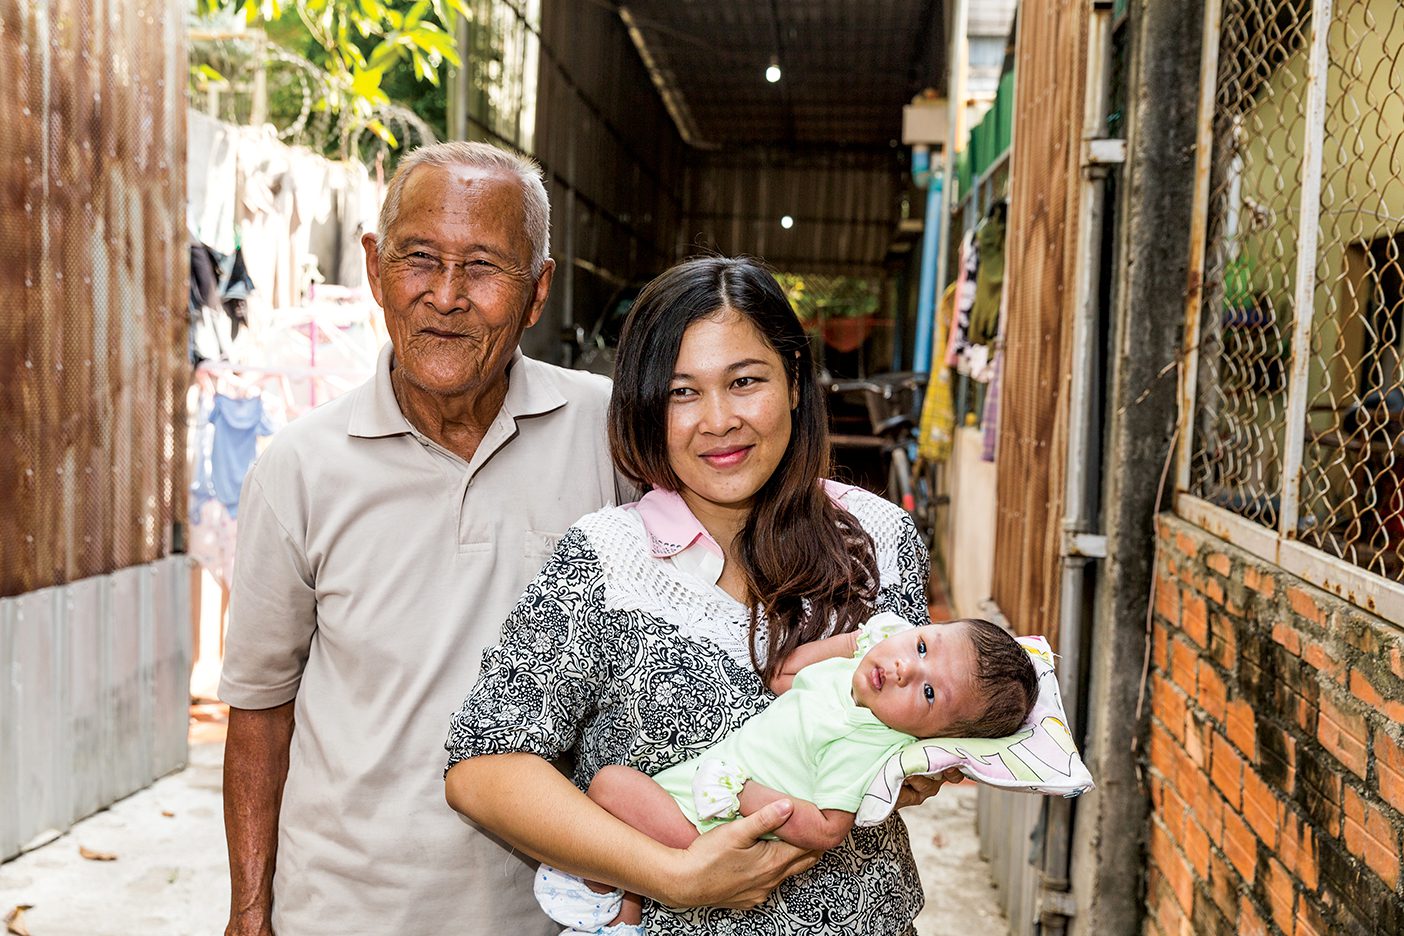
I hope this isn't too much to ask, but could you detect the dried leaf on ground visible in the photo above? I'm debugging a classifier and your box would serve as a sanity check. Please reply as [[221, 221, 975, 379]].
[[78, 844, 117, 861], [5, 904, 33, 936]]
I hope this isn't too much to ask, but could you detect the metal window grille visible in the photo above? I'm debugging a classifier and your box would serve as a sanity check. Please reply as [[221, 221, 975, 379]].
[[1181, 0, 1404, 607]]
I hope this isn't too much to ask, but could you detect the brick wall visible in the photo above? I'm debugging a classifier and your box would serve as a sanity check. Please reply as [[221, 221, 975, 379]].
[[1145, 515, 1404, 935]]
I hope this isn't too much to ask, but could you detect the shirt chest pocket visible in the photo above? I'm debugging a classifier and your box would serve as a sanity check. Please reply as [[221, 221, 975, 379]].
[[524, 529, 563, 574]]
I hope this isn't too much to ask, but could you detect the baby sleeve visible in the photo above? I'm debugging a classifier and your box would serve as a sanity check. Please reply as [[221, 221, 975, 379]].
[[444, 528, 611, 773]]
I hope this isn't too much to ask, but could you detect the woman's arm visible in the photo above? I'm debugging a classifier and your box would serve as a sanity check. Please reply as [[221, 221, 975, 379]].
[[736, 780, 856, 851], [446, 752, 819, 909], [767, 631, 859, 695]]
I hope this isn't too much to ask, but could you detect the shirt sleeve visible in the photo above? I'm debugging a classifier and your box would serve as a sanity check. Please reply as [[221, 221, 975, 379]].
[[444, 528, 610, 774], [878, 510, 931, 629], [218, 468, 317, 709], [811, 728, 901, 812]]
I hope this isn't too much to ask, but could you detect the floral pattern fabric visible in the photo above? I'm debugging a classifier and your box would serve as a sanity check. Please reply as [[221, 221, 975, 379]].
[[445, 488, 930, 936]]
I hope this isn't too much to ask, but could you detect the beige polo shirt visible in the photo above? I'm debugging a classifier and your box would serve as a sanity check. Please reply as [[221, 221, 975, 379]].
[[219, 343, 619, 935]]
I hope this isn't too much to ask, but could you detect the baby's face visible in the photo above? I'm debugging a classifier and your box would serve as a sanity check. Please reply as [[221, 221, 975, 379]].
[[851, 622, 982, 738]]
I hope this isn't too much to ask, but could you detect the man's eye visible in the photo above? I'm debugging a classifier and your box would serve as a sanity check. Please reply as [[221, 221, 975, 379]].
[[923, 684, 935, 703], [917, 638, 927, 657]]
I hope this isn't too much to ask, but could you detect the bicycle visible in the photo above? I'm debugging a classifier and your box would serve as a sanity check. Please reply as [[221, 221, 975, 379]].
[[824, 372, 945, 549]]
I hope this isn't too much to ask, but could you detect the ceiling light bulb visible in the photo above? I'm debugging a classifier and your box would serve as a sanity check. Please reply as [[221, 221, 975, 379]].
[[780, 215, 794, 229], [766, 63, 782, 83]]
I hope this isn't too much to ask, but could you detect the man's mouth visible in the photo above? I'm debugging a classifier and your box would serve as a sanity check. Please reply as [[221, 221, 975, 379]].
[[700, 445, 751, 468], [419, 327, 470, 339]]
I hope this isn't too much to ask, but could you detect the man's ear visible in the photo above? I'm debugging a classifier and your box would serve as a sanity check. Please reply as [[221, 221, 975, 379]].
[[523, 258, 556, 329], [362, 232, 385, 307]]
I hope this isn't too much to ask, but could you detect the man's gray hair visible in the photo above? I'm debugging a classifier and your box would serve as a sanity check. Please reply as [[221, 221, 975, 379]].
[[376, 141, 551, 274]]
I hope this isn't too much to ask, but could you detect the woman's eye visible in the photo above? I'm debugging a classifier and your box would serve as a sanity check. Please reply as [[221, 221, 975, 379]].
[[669, 387, 694, 398], [923, 684, 935, 703], [917, 638, 927, 657], [733, 376, 759, 388]]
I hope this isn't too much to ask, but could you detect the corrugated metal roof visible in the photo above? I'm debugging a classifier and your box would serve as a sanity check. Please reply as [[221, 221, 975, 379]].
[[620, 0, 946, 148]]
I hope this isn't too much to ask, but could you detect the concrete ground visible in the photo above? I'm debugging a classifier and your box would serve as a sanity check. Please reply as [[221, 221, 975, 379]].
[[1, 710, 1009, 936]]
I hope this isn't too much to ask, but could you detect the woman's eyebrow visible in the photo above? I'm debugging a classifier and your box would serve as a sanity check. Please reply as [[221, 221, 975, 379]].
[[671, 359, 773, 381]]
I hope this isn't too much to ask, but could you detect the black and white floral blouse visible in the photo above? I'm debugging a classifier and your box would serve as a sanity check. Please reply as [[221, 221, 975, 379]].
[[445, 483, 930, 935]]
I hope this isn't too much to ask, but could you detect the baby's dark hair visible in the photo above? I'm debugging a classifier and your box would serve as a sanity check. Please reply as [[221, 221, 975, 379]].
[[947, 618, 1039, 738]]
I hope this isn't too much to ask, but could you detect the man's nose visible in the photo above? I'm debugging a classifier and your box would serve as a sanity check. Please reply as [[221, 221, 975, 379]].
[[427, 265, 469, 313]]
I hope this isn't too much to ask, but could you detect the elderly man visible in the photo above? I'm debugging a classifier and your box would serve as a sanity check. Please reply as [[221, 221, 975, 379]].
[[218, 142, 621, 935]]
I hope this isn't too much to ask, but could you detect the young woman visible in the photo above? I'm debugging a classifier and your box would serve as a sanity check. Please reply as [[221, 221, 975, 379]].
[[445, 256, 954, 934]]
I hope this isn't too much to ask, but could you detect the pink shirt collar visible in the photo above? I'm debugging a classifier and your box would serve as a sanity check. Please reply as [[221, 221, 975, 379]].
[[631, 480, 859, 560]]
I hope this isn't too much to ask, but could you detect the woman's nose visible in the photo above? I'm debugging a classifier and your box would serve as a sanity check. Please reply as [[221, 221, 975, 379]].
[[699, 393, 741, 434]]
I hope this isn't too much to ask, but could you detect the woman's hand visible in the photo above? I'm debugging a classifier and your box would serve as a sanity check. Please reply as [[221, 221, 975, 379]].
[[894, 768, 964, 811], [664, 799, 821, 910]]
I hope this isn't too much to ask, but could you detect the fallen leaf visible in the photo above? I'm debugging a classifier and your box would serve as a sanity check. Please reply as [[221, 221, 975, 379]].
[[161, 810, 175, 818], [5, 904, 33, 936], [78, 845, 117, 861]]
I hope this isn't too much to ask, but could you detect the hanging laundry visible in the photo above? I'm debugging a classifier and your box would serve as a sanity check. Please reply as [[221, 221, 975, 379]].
[[918, 283, 958, 464], [209, 393, 276, 517], [944, 230, 978, 367], [968, 200, 1007, 346]]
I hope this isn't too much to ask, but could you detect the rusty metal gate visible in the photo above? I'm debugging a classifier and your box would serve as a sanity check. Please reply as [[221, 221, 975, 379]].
[[0, 0, 191, 859]]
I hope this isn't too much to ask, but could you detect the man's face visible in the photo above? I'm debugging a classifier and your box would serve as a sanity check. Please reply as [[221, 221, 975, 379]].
[[362, 164, 554, 398]]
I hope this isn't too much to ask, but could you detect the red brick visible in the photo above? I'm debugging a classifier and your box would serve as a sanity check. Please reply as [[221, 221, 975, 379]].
[[1207, 551, 1232, 576], [1376, 731, 1404, 814], [1239, 896, 1267, 936], [1212, 732, 1244, 809], [1183, 813, 1211, 878], [1152, 820, 1195, 913], [1226, 698, 1256, 760], [1149, 867, 1188, 936], [1161, 782, 1189, 844], [1317, 693, 1369, 778], [1153, 620, 1169, 669], [1205, 577, 1225, 606], [1200, 783, 1224, 841], [1277, 810, 1318, 891], [1170, 640, 1199, 695], [1210, 613, 1238, 670], [1343, 787, 1400, 888], [1153, 675, 1188, 743], [1182, 592, 1209, 648], [1295, 898, 1329, 936], [1176, 531, 1198, 559], [1244, 565, 1275, 597], [1287, 585, 1326, 626], [1242, 767, 1281, 848], [1185, 713, 1210, 768], [1391, 645, 1404, 681], [1272, 621, 1303, 656], [1149, 722, 1177, 780], [1348, 669, 1404, 724], [1262, 855, 1296, 934], [1208, 851, 1239, 920], [1155, 573, 1180, 623], [1222, 806, 1256, 883], [1302, 639, 1344, 683], [1198, 662, 1228, 722]]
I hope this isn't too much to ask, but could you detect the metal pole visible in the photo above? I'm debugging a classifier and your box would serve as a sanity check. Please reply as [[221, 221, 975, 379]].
[[1175, 0, 1226, 493], [934, 0, 969, 304], [1278, 0, 1333, 539], [913, 174, 945, 373]]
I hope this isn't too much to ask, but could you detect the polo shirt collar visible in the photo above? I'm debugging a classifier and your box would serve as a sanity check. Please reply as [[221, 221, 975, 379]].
[[348, 343, 565, 439], [635, 488, 724, 559]]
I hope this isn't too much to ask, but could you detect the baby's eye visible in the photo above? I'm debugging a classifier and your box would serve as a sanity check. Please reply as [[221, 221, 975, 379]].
[[917, 638, 927, 658], [923, 684, 935, 703]]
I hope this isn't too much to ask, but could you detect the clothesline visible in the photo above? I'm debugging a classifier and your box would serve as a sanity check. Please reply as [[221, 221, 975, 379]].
[[195, 360, 370, 381]]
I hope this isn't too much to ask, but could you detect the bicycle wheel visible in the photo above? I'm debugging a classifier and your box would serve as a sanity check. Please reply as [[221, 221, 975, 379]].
[[887, 446, 916, 515]]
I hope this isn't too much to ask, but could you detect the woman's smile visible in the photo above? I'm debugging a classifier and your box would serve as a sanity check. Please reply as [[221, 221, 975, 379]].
[[698, 444, 753, 468]]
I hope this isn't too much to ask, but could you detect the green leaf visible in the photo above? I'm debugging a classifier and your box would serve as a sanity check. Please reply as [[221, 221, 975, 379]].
[[404, 0, 431, 30], [349, 64, 390, 106], [366, 119, 399, 147]]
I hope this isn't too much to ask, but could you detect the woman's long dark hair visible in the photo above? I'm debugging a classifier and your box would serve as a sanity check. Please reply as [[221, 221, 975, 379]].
[[609, 256, 879, 682]]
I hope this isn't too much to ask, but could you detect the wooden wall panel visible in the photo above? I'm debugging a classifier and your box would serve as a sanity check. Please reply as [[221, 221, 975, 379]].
[[990, 0, 1088, 642]]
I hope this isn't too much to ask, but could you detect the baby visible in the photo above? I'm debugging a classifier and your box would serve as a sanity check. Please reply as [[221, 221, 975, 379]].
[[536, 612, 1039, 935]]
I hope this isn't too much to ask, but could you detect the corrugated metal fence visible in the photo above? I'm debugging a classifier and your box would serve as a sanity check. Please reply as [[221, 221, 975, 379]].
[[0, 0, 191, 858]]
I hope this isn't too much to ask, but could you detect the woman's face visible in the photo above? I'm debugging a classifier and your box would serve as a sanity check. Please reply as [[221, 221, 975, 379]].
[[666, 311, 796, 519]]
